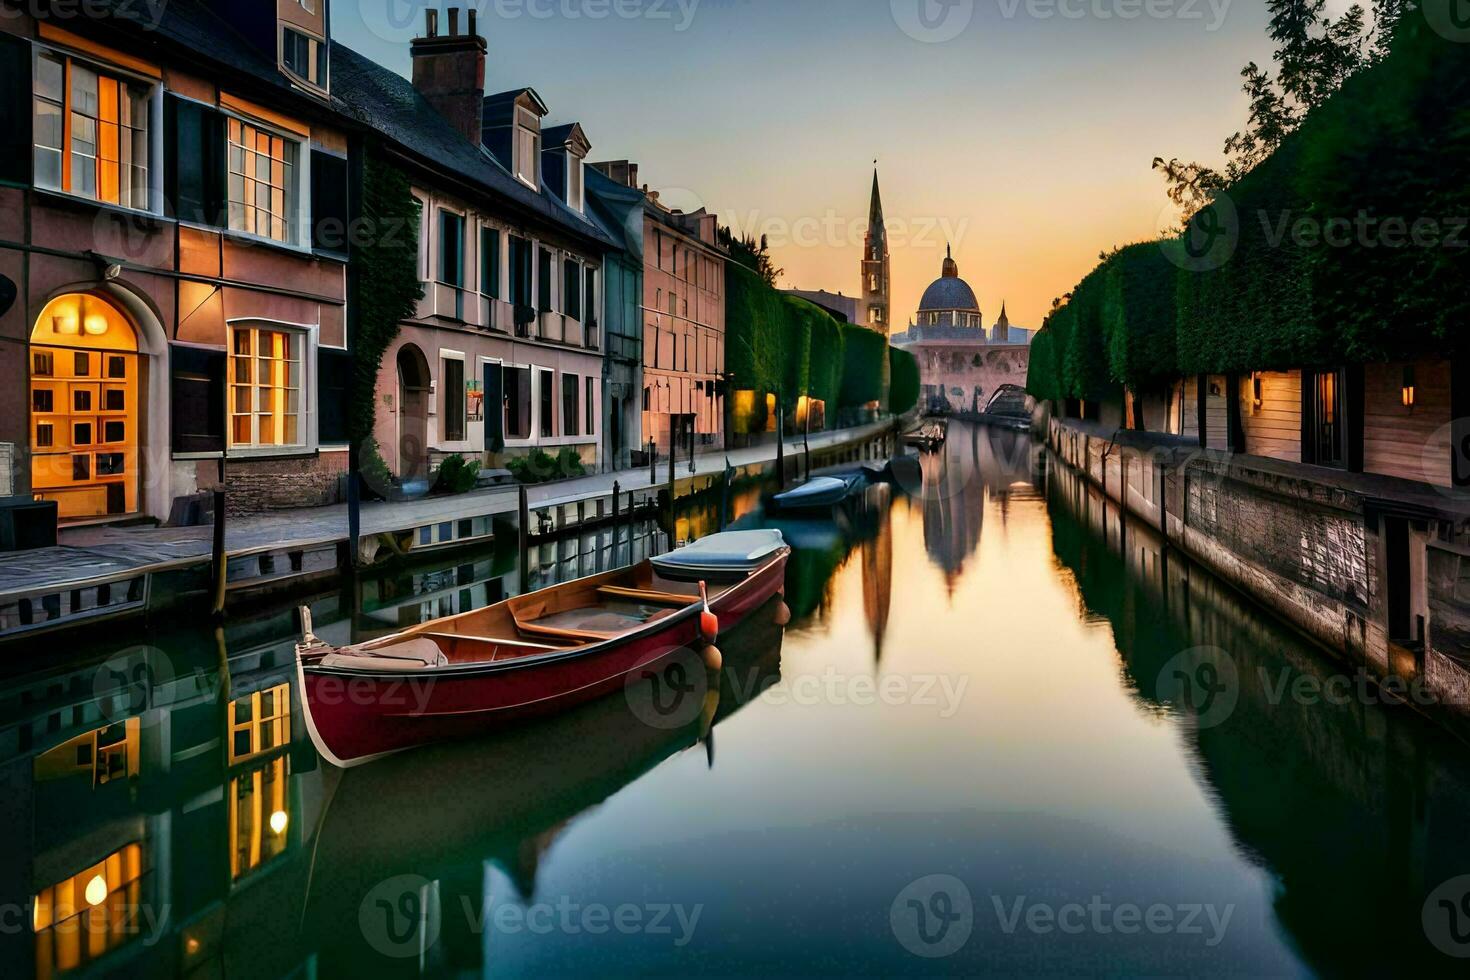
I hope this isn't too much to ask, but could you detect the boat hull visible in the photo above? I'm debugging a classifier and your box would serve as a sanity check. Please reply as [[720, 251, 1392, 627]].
[[299, 551, 788, 766]]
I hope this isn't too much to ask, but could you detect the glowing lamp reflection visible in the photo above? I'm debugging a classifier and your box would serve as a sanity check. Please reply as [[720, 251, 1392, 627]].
[[84, 874, 108, 907], [269, 809, 288, 835]]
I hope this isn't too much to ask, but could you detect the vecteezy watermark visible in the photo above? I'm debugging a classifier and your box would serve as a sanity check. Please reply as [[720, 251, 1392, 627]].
[[891, 875, 975, 958], [358, 0, 702, 43], [93, 646, 174, 728], [625, 656, 972, 731], [1157, 194, 1240, 273], [889, 877, 1235, 957], [1423, 875, 1470, 959], [0, 899, 171, 946], [359, 874, 702, 959], [891, 0, 976, 43], [1421, 0, 1470, 43], [0, 0, 168, 31], [1155, 646, 1240, 730], [891, 0, 1232, 42], [990, 895, 1234, 946], [1256, 211, 1469, 251], [720, 208, 970, 253]]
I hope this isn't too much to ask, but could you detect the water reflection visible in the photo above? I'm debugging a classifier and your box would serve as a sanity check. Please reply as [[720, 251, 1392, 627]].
[[5, 424, 1470, 976]]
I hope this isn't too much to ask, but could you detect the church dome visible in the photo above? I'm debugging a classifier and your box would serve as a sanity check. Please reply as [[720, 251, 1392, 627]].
[[918, 277, 980, 313], [918, 247, 979, 312]]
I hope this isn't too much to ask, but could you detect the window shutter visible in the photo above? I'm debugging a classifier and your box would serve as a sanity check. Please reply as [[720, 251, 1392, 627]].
[[166, 97, 225, 225], [0, 33, 33, 185], [318, 347, 351, 444], [310, 150, 349, 257], [170, 344, 226, 454]]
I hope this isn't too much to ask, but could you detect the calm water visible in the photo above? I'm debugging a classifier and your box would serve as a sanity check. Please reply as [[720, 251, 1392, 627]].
[[6, 421, 1470, 978]]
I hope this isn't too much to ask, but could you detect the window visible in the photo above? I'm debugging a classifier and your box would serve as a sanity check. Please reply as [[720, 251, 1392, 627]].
[[586, 376, 596, 435], [562, 373, 580, 437], [509, 236, 532, 307], [537, 248, 553, 312], [438, 210, 464, 286], [538, 368, 554, 437], [481, 227, 501, 298], [281, 27, 328, 88], [505, 366, 531, 438], [227, 683, 291, 764], [442, 357, 465, 442], [563, 259, 581, 320], [514, 108, 539, 187], [229, 324, 303, 448], [33, 51, 151, 209], [567, 158, 583, 211], [584, 268, 597, 324], [227, 117, 299, 244]]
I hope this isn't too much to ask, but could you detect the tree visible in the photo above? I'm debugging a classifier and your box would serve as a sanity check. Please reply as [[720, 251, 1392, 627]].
[[1155, 0, 1379, 218], [718, 227, 783, 286]]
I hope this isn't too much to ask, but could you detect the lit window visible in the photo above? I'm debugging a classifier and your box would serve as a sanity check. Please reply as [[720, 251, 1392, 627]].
[[33, 51, 152, 209], [227, 683, 291, 764], [229, 325, 303, 449], [227, 118, 299, 244], [33, 843, 146, 973], [229, 755, 289, 881]]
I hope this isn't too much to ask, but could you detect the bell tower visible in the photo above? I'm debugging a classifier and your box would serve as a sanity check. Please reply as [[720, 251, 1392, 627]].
[[860, 168, 890, 339]]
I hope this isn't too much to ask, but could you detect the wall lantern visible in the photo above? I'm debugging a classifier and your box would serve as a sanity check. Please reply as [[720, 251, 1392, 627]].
[[83, 314, 110, 337], [53, 313, 79, 336], [1402, 366, 1416, 410], [1252, 373, 1264, 409]]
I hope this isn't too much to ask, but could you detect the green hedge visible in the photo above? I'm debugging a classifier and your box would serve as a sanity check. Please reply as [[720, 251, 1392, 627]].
[[889, 347, 919, 414], [1026, 20, 1469, 395], [1104, 242, 1178, 388], [726, 263, 788, 397], [839, 324, 887, 407]]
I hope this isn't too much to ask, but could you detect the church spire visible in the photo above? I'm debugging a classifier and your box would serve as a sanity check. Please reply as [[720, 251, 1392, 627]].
[[868, 166, 885, 236], [942, 243, 959, 279]]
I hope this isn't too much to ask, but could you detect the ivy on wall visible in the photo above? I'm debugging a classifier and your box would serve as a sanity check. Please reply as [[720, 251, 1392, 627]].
[[349, 150, 424, 475]]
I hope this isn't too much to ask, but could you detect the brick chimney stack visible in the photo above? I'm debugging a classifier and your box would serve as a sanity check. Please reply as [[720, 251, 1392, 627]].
[[410, 7, 487, 146]]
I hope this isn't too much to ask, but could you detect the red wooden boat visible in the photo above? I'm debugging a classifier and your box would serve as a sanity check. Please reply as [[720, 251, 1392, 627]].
[[295, 530, 790, 766]]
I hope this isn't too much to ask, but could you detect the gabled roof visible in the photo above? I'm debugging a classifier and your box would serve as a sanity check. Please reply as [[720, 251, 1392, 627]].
[[543, 123, 591, 157], [329, 45, 612, 249], [483, 88, 550, 126]]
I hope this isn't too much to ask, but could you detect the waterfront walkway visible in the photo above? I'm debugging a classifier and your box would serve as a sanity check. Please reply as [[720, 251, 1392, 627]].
[[0, 421, 894, 610]]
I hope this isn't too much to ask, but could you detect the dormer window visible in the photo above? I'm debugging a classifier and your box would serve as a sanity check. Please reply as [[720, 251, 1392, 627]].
[[515, 107, 539, 188], [281, 27, 328, 91], [567, 158, 583, 212]]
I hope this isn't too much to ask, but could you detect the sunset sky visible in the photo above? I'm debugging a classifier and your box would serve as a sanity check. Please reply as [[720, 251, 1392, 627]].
[[334, 0, 1292, 331]]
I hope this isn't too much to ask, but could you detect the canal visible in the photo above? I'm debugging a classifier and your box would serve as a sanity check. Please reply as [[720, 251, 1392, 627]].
[[5, 421, 1470, 977]]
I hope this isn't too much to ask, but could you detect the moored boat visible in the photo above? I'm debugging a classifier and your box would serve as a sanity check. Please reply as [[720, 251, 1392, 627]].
[[769, 471, 867, 512], [295, 530, 790, 767]]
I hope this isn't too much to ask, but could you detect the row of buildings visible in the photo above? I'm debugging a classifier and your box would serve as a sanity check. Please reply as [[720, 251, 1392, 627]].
[[0, 0, 735, 523]]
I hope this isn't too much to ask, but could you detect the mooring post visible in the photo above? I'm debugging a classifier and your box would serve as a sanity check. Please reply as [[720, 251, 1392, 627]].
[[518, 483, 530, 594], [667, 439, 677, 552], [775, 391, 786, 489], [804, 406, 812, 481], [210, 487, 227, 618], [611, 480, 621, 565]]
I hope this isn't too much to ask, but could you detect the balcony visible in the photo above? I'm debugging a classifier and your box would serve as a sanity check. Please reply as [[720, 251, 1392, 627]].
[[475, 295, 514, 333], [420, 281, 472, 325], [538, 310, 566, 343]]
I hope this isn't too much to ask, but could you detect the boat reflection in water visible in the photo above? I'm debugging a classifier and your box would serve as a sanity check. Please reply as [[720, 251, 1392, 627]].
[[301, 594, 787, 975]]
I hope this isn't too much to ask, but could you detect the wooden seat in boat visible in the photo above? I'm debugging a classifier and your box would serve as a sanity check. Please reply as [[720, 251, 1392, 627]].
[[595, 585, 697, 605]]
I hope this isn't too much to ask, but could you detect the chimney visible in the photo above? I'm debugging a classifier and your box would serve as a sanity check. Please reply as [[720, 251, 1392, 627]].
[[411, 7, 488, 146]]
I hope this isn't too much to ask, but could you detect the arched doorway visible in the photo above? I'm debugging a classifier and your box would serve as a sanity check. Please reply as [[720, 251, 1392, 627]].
[[396, 344, 430, 485], [30, 294, 140, 520]]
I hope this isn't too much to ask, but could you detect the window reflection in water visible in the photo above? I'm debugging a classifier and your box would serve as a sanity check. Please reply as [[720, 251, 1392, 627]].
[[33, 719, 139, 787], [229, 754, 290, 882], [32, 843, 145, 980]]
